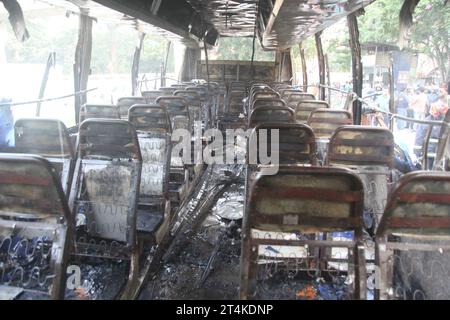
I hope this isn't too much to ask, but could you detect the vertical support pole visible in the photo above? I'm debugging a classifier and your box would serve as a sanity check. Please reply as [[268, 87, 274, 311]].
[[36, 52, 56, 116], [348, 13, 363, 125], [325, 54, 331, 106], [180, 47, 201, 82], [315, 32, 326, 101], [74, 11, 93, 124], [131, 32, 145, 96], [299, 42, 308, 91], [388, 60, 395, 131], [161, 41, 171, 87]]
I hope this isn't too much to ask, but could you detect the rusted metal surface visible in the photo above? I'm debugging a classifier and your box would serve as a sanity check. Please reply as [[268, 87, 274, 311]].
[[0, 154, 71, 300], [240, 166, 366, 299], [295, 100, 329, 123], [13, 119, 75, 194], [375, 171, 450, 300]]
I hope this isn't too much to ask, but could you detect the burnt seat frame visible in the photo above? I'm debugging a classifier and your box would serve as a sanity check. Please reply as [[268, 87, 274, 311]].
[[156, 96, 192, 204], [251, 98, 287, 111], [141, 90, 164, 104], [0, 154, 71, 300], [244, 123, 318, 217], [285, 92, 316, 109], [295, 100, 330, 123], [128, 105, 172, 243], [248, 91, 279, 115], [307, 109, 353, 164], [240, 166, 367, 300], [174, 90, 203, 127], [68, 119, 142, 297], [13, 118, 75, 195], [117, 97, 147, 120], [279, 89, 303, 101], [326, 126, 395, 229], [79, 104, 120, 123], [375, 172, 450, 300], [248, 105, 295, 129]]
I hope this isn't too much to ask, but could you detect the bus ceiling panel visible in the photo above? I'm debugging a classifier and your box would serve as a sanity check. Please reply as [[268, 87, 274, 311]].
[[186, 0, 259, 37], [261, 0, 375, 50], [86, 0, 218, 47]]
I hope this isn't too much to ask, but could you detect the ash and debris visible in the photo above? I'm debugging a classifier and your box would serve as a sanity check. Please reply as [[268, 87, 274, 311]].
[[65, 260, 128, 300]]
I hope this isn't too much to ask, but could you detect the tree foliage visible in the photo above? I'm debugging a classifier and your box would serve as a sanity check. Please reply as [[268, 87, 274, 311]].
[[358, 0, 449, 82]]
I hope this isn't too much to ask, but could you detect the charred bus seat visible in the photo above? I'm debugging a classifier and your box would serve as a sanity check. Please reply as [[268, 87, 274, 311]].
[[156, 96, 191, 206], [240, 166, 366, 300], [68, 119, 142, 298], [128, 105, 172, 243], [0, 154, 71, 300], [141, 90, 164, 104], [117, 97, 147, 120], [248, 105, 295, 128], [285, 92, 316, 109], [307, 109, 353, 164], [12, 119, 75, 195], [295, 100, 330, 124], [375, 172, 450, 300], [326, 126, 395, 230]]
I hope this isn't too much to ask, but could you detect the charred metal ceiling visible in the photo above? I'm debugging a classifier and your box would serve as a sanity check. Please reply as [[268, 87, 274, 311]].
[[83, 0, 376, 50], [4, 0, 378, 50]]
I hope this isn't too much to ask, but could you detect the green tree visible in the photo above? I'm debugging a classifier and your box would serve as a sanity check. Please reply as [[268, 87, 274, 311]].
[[358, 0, 449, 82]]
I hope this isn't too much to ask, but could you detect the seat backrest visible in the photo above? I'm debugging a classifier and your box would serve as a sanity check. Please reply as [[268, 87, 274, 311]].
[[141, 90, 164, 103], [247, 166, 364, 233], [274, 84, 292, 91], [296, 100, 330, 123], [0, 154, 70, 299], [14, 118, 74, 193], [79, 104, 119, 123], [250, 123, 316, 165], [307, 109, 353, 139], [280, 89, 303, 101], [156, 96, 191, 132], [174, 90, 202, 122], [286, 92, 316, 108], [249, 106, 295, 128], [326, 126, 394, 168], [0, 154, 70, 220], [117, 96, 147, 119], [251, 98, 286, 110], [70, 119, 141, 244], [377, 171, 450, 237], [128, 105, 171, 204], [159, 87, 177, 95]]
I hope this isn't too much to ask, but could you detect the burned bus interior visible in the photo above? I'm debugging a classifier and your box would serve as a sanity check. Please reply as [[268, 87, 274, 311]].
[[0, 0, 450, 301]]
